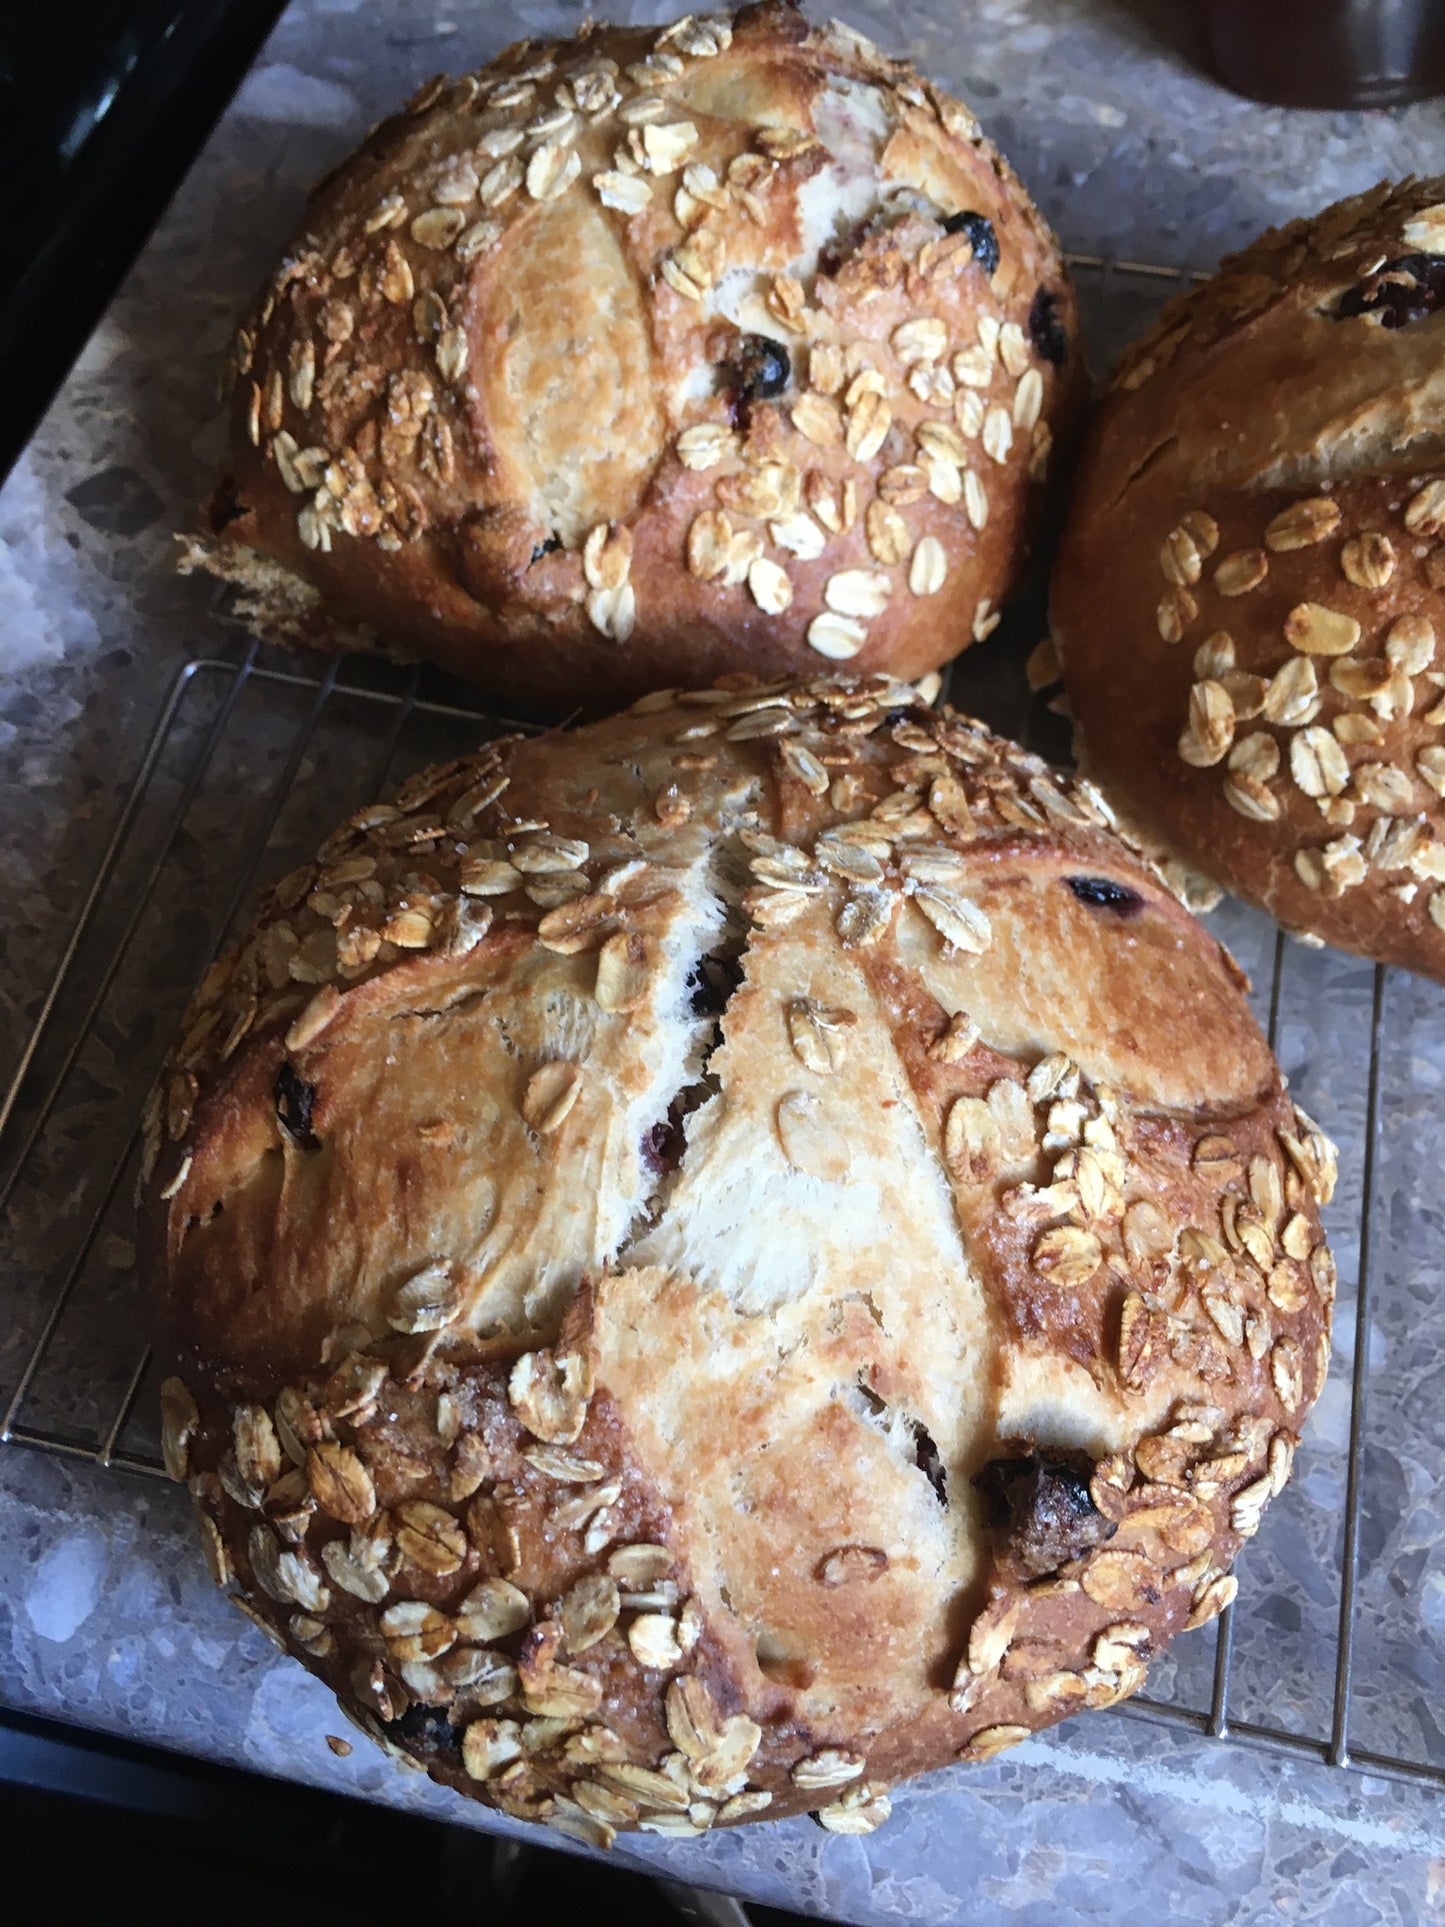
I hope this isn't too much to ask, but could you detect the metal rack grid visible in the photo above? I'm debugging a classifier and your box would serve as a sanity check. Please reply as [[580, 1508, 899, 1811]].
[[0, 256, 1430, 1799]]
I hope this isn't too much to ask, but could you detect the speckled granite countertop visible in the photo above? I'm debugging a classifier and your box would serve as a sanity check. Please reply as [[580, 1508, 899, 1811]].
[[7, 3, 1445, 1921]]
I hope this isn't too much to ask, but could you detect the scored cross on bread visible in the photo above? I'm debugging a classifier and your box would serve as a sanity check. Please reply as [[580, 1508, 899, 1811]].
[[181, 4, 1079, 707], [141, 673, 1336, 1840]]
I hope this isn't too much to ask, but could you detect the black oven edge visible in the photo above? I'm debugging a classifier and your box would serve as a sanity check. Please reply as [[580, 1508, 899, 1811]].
[[0, 1, 288, 493]]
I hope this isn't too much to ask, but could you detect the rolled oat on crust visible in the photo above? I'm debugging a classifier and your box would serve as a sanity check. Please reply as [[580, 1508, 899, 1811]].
[[183, 3, 1079, 709], [141, 672, 1336, 1840], [1052, 176, 1445, 981]]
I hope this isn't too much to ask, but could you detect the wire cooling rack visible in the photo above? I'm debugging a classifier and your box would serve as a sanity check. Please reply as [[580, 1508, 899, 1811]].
[[2, 257, 1441, 1801]]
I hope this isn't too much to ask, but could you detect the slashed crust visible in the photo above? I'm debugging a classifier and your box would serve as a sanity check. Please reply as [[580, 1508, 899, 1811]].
[[182, 4, 1079, 708], [142, 672, 1336, 1841], [1052, 177, 1445, 979]]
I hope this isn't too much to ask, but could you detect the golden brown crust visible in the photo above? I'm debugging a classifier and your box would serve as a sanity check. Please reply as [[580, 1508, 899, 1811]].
[[183, 4, 1080, 709], [1052, 177, 1445, 979], [141, 672, 1336, 1841]]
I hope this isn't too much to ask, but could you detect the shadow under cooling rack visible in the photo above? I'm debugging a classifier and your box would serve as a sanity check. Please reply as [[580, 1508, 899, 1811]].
[[3, 255, 1445, 1806]]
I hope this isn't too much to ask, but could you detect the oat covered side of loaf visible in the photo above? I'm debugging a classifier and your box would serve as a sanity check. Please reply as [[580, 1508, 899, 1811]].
[[1052, 177, 1445, 979], [140, 672, 1337, 1841], [181, 3, 1079, 707]]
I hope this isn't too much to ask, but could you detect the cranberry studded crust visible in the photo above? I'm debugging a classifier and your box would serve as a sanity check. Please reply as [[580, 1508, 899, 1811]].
[[1051, 178, 1445, 981], [140, 674, 1337, 1843], [179, 4, 1079, 710]]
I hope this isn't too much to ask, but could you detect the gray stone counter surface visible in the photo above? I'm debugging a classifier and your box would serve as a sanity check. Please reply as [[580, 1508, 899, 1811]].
[[6, 2, 1445, 1921]]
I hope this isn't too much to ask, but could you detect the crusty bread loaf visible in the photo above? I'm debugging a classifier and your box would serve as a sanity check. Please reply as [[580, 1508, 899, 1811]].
[[1051, 177, 1445, 980], [140, 672, 1336, 1840], [179, 3, 1078, 710]]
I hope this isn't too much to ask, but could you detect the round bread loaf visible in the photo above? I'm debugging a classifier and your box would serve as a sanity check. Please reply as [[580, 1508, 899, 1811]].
[[140, 673, 1336, 1840], [1052, 177, 1445, 980], [180, 3, 1078, 709]]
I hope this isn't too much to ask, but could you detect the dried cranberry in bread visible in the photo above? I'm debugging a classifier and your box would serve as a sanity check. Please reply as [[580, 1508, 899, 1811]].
[[141, 674, 1336, 1840], [1052, 178, 1445, 979], [180, 4, 1079, 709]]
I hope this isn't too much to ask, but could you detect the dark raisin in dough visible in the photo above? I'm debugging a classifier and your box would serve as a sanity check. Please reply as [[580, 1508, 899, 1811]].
[[642, 1112, 687, 1178], [1029, 287, 1069, 366], [1066, 875, 1144, 917], [1336, 253, 1445, 328], [974, 1448, 1117, 1578], [942, 210, 1000, 276], [275, 1062, 320, 1148], [387, 1704, 461, 1757], [911, 1421, 949, 1504], [727, 333, 792, 400]]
